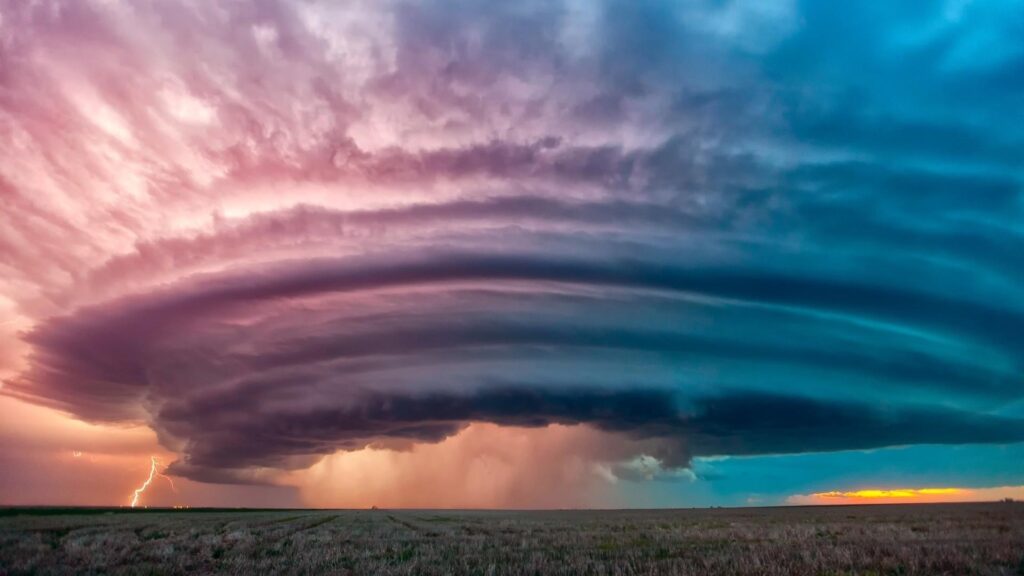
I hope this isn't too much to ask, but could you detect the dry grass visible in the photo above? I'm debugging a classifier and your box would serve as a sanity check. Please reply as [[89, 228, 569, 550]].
[[1, 503, 1022, 575]]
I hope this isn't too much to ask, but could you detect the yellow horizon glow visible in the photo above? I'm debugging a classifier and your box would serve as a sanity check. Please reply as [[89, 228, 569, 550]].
[[815, 488, 964, 499], [788, 485, 1024, 505]]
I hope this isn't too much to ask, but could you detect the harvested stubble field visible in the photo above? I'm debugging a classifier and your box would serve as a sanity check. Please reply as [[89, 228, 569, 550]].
[[1, 503, 1022, 575]]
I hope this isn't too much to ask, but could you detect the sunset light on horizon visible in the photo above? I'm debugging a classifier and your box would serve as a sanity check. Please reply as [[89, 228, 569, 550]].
[[789, 486, 1024, 506]]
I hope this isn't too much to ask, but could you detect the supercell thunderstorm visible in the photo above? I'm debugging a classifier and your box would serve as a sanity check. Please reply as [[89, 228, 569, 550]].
[[0, 0, 1022, 489]]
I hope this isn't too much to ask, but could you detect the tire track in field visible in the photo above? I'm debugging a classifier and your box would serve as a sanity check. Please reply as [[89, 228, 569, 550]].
[[293, 514, 339, 533], [386, 513, 440, 537]]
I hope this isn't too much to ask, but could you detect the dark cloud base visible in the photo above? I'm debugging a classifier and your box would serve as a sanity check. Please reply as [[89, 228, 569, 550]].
[[161, 386, 1024, 484]]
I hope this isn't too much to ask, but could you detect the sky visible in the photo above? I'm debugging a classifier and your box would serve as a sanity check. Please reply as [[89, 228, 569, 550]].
[[0, 0, 1023, 509]]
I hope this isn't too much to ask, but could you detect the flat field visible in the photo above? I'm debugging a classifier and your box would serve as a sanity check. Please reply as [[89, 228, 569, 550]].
[[1, 503, 1022, 575]]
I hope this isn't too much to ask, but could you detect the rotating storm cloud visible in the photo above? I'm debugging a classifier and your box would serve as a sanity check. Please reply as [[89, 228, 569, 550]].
[[0, 0, 1022, 508]]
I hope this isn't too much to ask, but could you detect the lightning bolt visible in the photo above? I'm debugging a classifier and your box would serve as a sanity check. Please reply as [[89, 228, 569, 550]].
[[129, 456, 176, 507], [160, 471, 177, 493]]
